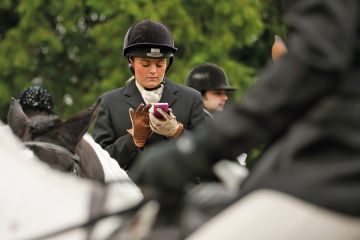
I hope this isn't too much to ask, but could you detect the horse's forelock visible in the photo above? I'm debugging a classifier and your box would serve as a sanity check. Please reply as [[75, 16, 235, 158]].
[[29, 115, 61, 137]]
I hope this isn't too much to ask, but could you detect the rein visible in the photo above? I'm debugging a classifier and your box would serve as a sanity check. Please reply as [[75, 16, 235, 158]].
[[24, 141, 80, 176], [26, 198, 148, 240]]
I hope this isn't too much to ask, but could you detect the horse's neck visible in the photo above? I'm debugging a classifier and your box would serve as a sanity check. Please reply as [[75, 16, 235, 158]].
[[76, 138, 105, 183], [83, 133, 136, 182]]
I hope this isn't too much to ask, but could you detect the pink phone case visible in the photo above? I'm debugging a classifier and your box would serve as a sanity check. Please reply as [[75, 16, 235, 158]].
[[153, 103, 169, 119]]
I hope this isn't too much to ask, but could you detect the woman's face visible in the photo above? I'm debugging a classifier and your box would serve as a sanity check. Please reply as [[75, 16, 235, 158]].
[[131, 57, 167, 89]]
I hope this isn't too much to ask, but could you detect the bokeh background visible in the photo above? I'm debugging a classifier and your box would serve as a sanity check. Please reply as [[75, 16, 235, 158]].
[[0, 0, 285, 122]]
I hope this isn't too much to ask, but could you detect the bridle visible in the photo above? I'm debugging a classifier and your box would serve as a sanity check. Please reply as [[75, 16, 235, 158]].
[[24, 141, 80, 176]]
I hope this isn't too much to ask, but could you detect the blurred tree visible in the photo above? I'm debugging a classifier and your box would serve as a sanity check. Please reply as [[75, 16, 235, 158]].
[[0, 0, 285, 122]]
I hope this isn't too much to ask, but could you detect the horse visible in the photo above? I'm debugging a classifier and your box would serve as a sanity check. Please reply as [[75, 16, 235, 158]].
[[7, 97, 105, 182], [0, 119, 153, 240]]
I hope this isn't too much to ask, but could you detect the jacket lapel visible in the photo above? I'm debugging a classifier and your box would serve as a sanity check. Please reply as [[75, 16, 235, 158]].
[[125, 78, 178, 108], [124, 80, 145, 108], [160, 79, 177, 107]]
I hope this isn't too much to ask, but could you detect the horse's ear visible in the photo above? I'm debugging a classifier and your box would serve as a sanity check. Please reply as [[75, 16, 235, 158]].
[[59, 99, 101, 149], [7, 97, 30, 138]]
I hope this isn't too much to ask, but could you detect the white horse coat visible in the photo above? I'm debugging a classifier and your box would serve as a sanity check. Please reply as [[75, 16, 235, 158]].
[[83, 133, 135, 183], [0, 121, 143, 240]]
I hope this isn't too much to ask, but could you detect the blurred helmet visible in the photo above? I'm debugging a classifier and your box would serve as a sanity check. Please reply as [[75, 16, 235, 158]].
[[19, 85, 54, 114], [185, 63, 236, 93], [123, 19, 177, 59]]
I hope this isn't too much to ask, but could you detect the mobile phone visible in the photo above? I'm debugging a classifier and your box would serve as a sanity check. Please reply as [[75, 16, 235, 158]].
[[153, 103, 170, 119]]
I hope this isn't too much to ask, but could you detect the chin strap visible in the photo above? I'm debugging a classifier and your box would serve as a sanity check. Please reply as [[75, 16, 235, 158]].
[[165, 56, 173, 72]]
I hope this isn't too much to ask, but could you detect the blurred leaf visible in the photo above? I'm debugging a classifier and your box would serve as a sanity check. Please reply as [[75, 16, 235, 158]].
[[0, 0, 285, 126]]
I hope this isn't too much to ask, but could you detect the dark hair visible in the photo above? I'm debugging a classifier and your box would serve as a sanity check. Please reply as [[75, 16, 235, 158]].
[[19, 85, 54, 114]]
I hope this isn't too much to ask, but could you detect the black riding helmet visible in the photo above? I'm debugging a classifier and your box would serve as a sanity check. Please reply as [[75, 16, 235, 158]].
[[185, 63, 237, 94], [123, 19, 177, 72]]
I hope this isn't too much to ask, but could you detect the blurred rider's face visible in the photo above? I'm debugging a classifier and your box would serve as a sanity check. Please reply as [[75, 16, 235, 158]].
[[131, 57, 167, 89], [203, 89, 228, 112]]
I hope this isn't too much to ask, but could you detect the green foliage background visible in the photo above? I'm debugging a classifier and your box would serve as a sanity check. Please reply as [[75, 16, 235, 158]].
[[0, 0, 285, 122]]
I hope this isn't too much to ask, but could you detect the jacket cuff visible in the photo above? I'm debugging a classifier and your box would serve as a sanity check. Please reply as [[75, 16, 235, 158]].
[[171, 123, 184, 139]]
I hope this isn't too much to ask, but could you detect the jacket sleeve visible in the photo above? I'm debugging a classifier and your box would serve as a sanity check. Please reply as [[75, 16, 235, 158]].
[[188, 90, 205, 130], [192, 0, 359, 163], [180, 89, 205, 136], [191, 91, 205, 130], [93, 98, 139, 170]]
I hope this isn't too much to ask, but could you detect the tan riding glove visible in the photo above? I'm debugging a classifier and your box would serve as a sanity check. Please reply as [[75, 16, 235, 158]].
[[149, 108, 183, 138], [128, 103, 152, 148]]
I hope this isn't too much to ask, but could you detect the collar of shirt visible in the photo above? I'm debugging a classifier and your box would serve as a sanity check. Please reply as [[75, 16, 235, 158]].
[[135, 80, 164, 105]]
